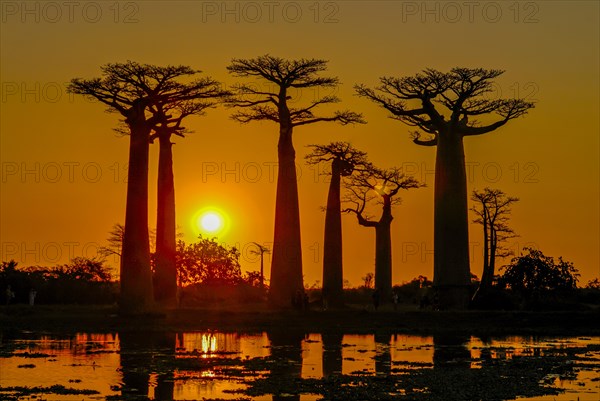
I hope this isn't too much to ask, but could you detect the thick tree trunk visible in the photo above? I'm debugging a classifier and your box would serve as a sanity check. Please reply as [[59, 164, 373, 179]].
[[374, 334, 392, 376], [120, 122, 154, 315], [374, 201, 393, 303], [269, 125, 303, 307], [268, 330, 303, 401], [322, 160, 344, 307], [473, 216, 491, 302], [154, 135, 178, 307], [488, 229, 497, 285], [433, 131, 471, 309], [322, 332, 343, 377]]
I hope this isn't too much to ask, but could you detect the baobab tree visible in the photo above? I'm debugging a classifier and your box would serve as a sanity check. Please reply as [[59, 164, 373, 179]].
[[68, 62, 223, 313], [227, 55, 364, 307], [249, 242, 270, 288], [471, 188, 519, 301], [356, 68, 534, 308], [343, 166, 422, 303], [305, 142, 368, 307], [150, 78, 229, 307]]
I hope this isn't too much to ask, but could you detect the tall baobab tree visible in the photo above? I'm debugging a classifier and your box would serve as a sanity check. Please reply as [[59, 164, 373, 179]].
[[227, 55, 364, 307], [344, 166, 422, 303], [356, 68, 534, 308], [470, 188, 519, 301], [305, 142, 368, 307], [249, 242, 270, 288], [68, 62, 223, 313], [150, 79, 229, 307]]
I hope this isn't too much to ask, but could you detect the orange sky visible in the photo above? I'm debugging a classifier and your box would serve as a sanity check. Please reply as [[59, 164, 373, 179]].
[[1, 1, 598, 286]]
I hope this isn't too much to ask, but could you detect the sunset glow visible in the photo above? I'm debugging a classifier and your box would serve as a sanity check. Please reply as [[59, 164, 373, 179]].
[[199, 212, 223, 233]]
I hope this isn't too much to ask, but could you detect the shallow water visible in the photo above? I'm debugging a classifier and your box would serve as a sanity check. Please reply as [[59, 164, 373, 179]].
[[0, 331, 598, 400]]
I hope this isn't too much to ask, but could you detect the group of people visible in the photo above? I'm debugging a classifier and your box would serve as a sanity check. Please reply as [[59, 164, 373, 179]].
[[4, 285, 37, 306]]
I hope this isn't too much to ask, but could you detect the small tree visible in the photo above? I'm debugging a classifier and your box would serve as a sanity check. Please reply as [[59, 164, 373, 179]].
[[249, 242, 270, 288], [499, 248, 579, 299], [176, 237, 242, 286], [306, 142, 369, 307], [227, 55, 364, 307], [344, 166, 422, 302], [362, 272, 374, 289], [471, 188, 519, 300]]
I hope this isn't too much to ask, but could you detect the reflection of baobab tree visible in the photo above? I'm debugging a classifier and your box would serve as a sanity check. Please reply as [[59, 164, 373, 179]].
[[321, 333, 343, 378], [306, 142, 369, 307], [267, 330, 304, 401], [119, 331, 176, 400], [432, 335, 470, 370], [249, 242, 270, 288], [374, 333, 392, 376]]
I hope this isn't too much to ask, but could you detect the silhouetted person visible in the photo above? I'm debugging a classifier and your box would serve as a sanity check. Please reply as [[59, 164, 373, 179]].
[[5, 285, 14, 306], [372, 288, 381, 311], [392, 291, 399, 311], [28, 288, 37, 306]]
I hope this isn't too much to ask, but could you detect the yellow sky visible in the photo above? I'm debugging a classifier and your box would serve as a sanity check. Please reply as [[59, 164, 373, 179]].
[[1, 1, 598, 285]]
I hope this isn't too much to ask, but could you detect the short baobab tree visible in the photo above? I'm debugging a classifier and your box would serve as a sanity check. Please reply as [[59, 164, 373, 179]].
[[471, 188, 519, 301], [305, 142, 368, 307], [344, 166, 422, 303], [227, 55, 364, 307], [356, 68, 534, 308]]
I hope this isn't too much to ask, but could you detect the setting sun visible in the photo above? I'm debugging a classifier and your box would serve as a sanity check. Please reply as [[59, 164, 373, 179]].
[[199, 212, 223, 233], [193, 208, 229, 237]]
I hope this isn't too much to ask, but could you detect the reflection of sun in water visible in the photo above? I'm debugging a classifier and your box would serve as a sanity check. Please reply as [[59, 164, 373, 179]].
[[199, 212, 222, 233]]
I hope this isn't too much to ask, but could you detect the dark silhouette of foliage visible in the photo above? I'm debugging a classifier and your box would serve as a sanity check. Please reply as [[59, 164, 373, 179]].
[[471, 188, 519, 301], [1, 258, 115, 305], [356, 68, 534, 309], [344, 165, 423, 302], [176, 237, 242, 286], [499, 248, 580, 296], [587, 278, 600, 289], [362, 272, 374, 289], [227, 55, 364, 307], [306, 142, 369, 307], [98, 223, 125, 265]]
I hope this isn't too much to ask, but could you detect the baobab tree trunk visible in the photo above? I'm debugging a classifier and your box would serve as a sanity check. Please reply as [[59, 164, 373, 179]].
[[322, 159, 344, 307], [486, 229, 497, 287], [433, 131, 471, 309], [472, 217, 490, 302], [374, 202, 393, 303], [154, 135, 178, 307], [269, 125, 303, 307], [120, 122, 154, 314]]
